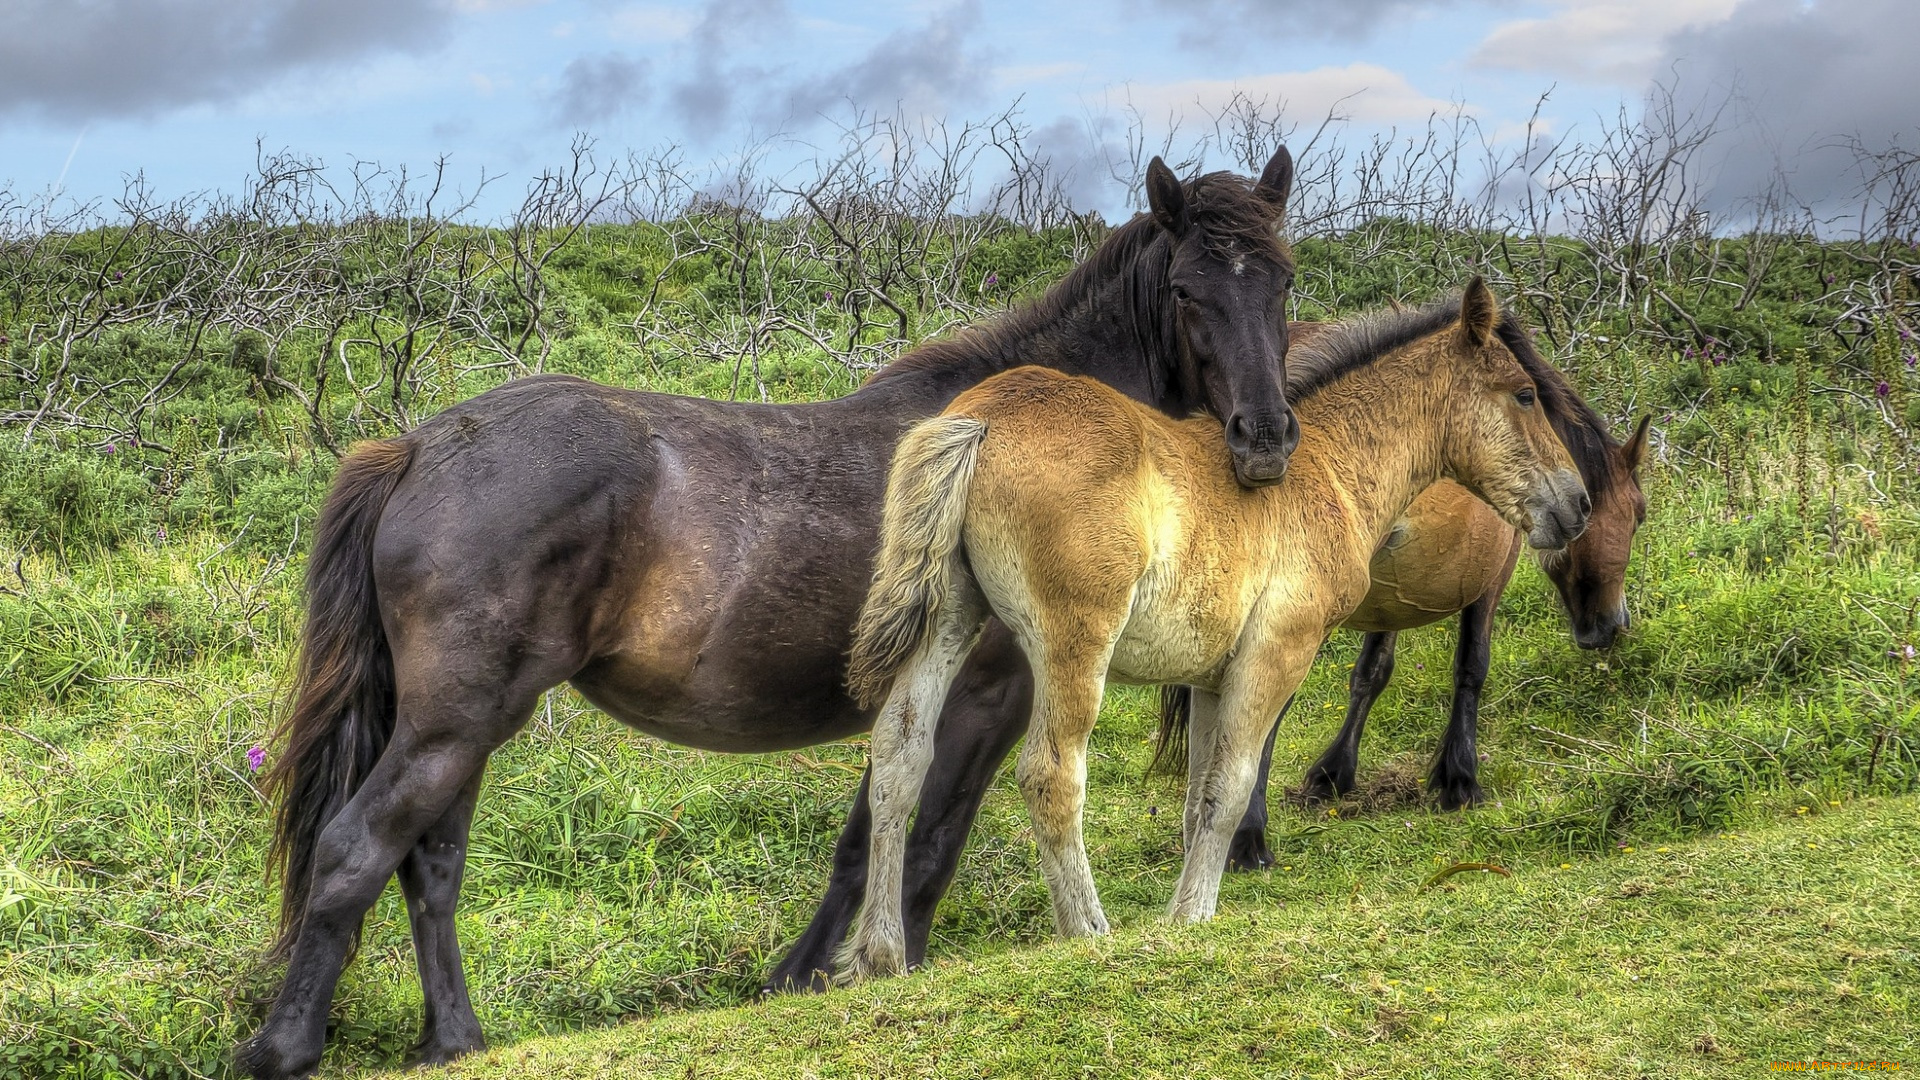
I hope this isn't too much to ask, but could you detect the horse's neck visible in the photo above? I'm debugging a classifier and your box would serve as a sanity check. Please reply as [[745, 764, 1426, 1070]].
[[856, 270, 1168, 413], [1294, 356, 1454, 548]]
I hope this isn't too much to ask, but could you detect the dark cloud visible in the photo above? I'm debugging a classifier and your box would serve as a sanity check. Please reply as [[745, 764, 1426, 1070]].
[[1140, 0, 1471, 48], [0, 0, 453, 122], [1657, 0, 1920, 215], [778, 1, 990, 123], [666, 0, 788, 134], [550, 53, 651, 128], [1024, 115, 1127, 212]]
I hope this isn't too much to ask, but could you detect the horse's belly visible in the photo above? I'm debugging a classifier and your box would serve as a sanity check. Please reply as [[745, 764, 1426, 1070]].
[[1107, 564, 1241, 687], [1344, 481, 1516, 632]]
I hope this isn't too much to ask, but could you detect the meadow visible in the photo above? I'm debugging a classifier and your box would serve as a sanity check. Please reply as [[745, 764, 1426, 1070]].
[[2, 115, 1917, 1077]]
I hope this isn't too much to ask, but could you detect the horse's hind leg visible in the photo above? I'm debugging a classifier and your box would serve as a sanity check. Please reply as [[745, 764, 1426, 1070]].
[[239, 665, 557, 1080], [765, 623, 1031, 994], [840, 583, 987, 983], [1303, 630, 1399, 803], [396, 767, 487, 1065]]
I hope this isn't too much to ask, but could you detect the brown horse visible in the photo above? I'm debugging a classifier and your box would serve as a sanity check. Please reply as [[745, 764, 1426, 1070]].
[[237, 150, 1300, 1080], [838, 280, 1589, 980], [766, 305, 1642, 989], [1202, 326, 1651, 868]]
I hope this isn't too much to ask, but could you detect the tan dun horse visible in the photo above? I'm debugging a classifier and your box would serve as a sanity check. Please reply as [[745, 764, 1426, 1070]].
[[1190, 321, 1652, 868], [838, 279, 1590, 980]]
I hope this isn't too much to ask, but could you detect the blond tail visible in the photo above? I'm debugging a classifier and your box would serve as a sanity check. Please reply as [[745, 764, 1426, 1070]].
[[847, 415, 988, 709]]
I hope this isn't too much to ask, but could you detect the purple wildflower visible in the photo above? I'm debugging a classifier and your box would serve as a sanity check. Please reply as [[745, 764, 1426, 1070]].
[[247, 746, 267, 772], [112, 270, 124, 283], [103, 443, 117, 454], [984, 272, 999, 287], [1877, 380, 1892, 399], [1900, 325, 1913, 341], [824, 289, 834, 303], [1905, 353, 1916, 368], [1905, 644, 1918, 662], [155, 526, 167, 543]]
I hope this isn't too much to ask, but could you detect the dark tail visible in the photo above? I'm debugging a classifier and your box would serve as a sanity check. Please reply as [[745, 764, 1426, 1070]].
[[1148, 684, 1194, 778], [262, 437, 415, 961]]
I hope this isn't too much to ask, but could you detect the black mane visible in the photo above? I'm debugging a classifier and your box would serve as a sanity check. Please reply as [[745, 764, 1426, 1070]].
[[1287, 297, 1625, 496], [867, 170, 1291, 406]]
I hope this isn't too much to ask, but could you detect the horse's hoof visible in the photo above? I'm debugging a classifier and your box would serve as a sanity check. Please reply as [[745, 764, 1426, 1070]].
[[761, 966, 833, 997], [407, 1032, 485, 1069], [1225, 830, 1276, 872], [234, 1032, 318, 1080], [834, 942, 906, 986], [1433, 780, 1484, 812], [1300, 767, 1356, 804]]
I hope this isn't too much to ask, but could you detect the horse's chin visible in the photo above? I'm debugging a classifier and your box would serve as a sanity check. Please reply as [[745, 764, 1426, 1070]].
[[1231, 456, 1289, 488]]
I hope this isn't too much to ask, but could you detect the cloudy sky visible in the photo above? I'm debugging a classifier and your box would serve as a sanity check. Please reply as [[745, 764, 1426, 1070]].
[[0, 0, 1910, 220]]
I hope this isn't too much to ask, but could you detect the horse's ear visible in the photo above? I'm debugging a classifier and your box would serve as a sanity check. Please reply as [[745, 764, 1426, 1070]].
[[1623, 414, 1652, 473], [1459, 276, 1498, 348], [1255, 145, 1293, 219], [1146, 157, 1190, 237]]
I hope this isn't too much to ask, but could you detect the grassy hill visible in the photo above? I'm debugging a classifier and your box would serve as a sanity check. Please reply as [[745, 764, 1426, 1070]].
[[2, 161, 1917, 1078]]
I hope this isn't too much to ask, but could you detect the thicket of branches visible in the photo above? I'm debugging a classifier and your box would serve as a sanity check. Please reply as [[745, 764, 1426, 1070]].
[[1, 95, 1915, 496]]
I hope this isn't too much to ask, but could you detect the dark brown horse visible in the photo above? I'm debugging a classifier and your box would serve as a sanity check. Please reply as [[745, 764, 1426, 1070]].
[[766, 305, 1642, 987], [237, 151, 1299, 1080]]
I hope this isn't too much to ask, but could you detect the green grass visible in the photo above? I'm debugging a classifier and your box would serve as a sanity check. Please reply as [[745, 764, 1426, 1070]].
[[424, 796, 1920, 1079], [2, 474, 1914, 1078], [2, 215, 1917, 1078]]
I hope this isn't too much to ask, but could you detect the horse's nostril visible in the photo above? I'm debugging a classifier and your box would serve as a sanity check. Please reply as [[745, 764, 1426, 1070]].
[[1283, 410, 1301, 451], [1576, 490, 1593, 518], [1227, 414, 1252, 448]]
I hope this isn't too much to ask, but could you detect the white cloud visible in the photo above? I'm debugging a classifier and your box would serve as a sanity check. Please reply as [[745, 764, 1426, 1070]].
[[1121, 63, 1463, 127], [608, 5, 699, 40], [991, 62, 1085, 90], [448, 0, 553, 12], [1471, 0, 1740, 84]]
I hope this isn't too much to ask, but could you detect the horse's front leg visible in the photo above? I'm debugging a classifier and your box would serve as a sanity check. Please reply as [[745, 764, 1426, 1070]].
[[1226, 697, 1290, 872], [1015, 635, 1119, 940], [1170, 636, 1316, 923], [1302, 629, 1399, 802]]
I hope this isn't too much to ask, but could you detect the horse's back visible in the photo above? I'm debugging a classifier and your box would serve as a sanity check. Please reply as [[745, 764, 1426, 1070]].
[[944, 367, 1262, 685], [365, 374, 894, 750]]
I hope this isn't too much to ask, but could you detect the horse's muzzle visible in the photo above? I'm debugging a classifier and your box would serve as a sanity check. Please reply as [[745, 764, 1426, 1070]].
[[1525, 469, 1590, 549], [1227, 408, 1300, 488], [1574, 605, 1630, 650]]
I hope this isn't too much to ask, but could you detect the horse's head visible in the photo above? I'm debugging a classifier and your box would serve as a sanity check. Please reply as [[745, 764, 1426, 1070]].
[[1539, 415, 1650, 649], [1435, 278, 1590, 550], [1149, 148, 1299, 487]]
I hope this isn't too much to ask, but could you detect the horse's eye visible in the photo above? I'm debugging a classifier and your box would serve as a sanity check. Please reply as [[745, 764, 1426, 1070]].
[[1516, 388, 1537, 407], [1172, 286, 1193, 304]]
